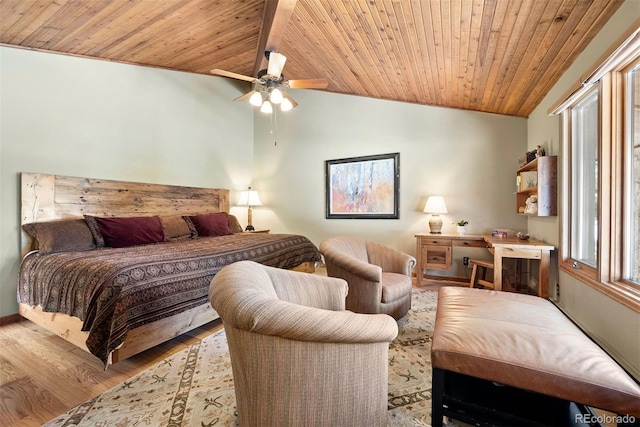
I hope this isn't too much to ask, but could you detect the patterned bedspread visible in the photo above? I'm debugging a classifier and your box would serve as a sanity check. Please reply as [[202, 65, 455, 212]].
[[18, 233, 321, 364]]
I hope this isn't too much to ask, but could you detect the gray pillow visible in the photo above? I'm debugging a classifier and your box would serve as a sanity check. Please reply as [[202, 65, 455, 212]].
[[22, 219, 96, 253], [160, 215, 196, 240]]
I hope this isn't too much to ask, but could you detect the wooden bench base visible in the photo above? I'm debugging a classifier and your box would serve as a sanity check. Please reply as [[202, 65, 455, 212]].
[[431, 368, 638, 427], [431, 287, 640, 427]]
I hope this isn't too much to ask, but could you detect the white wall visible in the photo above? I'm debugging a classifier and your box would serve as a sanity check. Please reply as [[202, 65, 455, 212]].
[[0, 47, 254, 317], [527, 0, 640, 378], [251, 90, 528, 267]]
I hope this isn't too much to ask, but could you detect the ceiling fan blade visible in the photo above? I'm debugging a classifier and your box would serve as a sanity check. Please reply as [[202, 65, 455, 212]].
[[266, 52, 287, 78], [233, 90, 258, 102], [282, 91, 299, 109], [211, 69, 255, 82], [287, 78, 328, 89]]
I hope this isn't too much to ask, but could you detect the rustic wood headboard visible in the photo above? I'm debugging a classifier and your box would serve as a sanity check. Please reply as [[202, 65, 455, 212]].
[[21, 172, 230, 256]]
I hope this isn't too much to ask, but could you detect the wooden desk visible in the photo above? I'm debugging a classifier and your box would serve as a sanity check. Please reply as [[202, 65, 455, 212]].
[[484, 235, 554, 298], [415, 234, 554, 298]]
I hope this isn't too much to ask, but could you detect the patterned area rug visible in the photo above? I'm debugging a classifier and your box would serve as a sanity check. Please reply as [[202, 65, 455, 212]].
[[45, 288, 438, 427]]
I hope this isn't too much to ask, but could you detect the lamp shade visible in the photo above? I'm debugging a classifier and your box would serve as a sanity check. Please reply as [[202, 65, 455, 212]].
[[260, 100, 273, 114], [249, 91, 263, 107], [423, 196, 448, 214], [269, 88, 283, 104], [237, 188, 262, 207], [280, 97, 293, 111]]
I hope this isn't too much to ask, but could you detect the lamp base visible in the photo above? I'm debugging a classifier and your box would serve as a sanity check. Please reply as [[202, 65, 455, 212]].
[[429, 214, 443, 234], [245, 206, 254, 231]]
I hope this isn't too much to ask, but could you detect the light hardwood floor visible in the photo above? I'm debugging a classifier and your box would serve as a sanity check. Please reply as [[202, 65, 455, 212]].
[[0, 269, 436, 427], [0, 317, 224, 426]]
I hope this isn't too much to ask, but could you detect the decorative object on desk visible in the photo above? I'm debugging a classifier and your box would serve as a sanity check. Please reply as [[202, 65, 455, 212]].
[[455, 220, 469, 235], [325, 153, 400, 219], [524, 195, 538, 214], [491, 229, 509, 237], [236, 187, 262, 231], [423, 196, 448, 234], [536, 145, 546, 157], [516, 232, 530, 240]]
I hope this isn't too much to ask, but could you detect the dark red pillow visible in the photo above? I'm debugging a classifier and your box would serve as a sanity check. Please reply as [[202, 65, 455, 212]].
[[184, 213, 231, 237], [89, 215, 165, 248]]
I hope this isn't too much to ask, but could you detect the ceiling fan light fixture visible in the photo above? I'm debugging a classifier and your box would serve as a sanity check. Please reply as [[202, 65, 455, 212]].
[[249, 91, 263, 107], [280, 97, 293, 112], [269, 88, 283, 104], [260, 100, 273, 114]]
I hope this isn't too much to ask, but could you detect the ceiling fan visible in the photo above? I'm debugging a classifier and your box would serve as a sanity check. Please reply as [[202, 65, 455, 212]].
[[212, 51, 328, 113]]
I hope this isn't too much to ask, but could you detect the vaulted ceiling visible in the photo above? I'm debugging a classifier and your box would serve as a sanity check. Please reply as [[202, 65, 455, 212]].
[[0, 0, 625, 117]]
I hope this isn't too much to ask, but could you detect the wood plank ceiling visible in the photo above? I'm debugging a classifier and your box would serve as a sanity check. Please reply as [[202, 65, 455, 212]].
[[0, 0, 626, 117]]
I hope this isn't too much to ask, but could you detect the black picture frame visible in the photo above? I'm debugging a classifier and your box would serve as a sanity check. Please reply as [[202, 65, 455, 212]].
[[325, 152, 400, 219]]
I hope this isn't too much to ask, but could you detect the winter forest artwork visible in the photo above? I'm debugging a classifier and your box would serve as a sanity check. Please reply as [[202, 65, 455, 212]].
[[325, 153, 399, 219]]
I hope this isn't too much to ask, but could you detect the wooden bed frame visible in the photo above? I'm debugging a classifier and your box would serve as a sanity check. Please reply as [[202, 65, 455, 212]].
[[19, 172, 314, 364]]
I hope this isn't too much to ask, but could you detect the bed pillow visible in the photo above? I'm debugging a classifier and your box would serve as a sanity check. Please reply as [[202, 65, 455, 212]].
[[184, 213, 231, 237], [84, 215, 105, 247], [160, 215, 196, 240], [84, 215, 166, 248], [22, 219, 96, 254], [227, 214, 244, 234]]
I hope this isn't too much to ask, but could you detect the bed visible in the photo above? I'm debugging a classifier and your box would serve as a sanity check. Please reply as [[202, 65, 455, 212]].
[[18, 173, 321, 366]]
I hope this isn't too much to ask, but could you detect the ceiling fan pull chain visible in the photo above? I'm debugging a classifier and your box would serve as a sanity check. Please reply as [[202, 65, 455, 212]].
[[272, 108, 278, 146]]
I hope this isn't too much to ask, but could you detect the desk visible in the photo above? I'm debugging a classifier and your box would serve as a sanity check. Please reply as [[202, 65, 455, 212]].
[[484, 235, 554, 298], [415, 234, 554, 298]]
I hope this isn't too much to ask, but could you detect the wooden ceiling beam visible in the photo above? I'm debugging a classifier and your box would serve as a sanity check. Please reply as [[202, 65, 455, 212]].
[[252, 0, 297, 76]]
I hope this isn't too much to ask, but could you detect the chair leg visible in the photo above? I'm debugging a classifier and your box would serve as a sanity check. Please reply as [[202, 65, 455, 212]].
[[469, 264, 479, 288], [470, 263, 491, 288]]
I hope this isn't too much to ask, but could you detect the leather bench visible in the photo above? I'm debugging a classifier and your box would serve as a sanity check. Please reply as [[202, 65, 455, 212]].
[[431, 287, 640, 427]]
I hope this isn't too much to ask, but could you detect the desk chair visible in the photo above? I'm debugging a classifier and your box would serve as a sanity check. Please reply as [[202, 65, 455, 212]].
[[469, 259, 513, 290]]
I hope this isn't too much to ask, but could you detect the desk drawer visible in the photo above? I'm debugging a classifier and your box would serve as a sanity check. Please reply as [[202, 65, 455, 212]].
[[421, 238, 453, 246], [498, 247, 542, 259], [453, 239, 486, 248]]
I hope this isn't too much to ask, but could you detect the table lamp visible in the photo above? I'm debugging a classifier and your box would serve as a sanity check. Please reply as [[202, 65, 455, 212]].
[[237, 187, 262, 231], [423, 196, 448, 234]]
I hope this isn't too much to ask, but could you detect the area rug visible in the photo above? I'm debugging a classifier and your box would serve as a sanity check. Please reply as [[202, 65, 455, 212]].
[[45, 288, 438, 426]]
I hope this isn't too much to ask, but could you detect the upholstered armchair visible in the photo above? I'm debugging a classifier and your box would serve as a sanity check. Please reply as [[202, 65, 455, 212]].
[[319, 236, 416, 320], [209, 260, 398, 427]]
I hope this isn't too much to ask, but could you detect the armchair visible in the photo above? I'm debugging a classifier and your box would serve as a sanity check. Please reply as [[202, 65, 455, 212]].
[[209, 260, 398, 427], [319, 236, 416, 319]]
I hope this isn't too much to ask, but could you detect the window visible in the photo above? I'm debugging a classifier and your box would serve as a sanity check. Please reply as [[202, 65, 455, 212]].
[[570, 89, 599, 268], [554, 26, 640, 311], [624, 63, 640, 284]]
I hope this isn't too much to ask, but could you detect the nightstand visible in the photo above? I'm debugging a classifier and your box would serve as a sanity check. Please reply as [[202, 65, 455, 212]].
[[244, 229, 270, 234]]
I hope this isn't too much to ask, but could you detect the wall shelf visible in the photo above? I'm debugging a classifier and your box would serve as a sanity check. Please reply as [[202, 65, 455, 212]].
[[516, 156, 557, 216]]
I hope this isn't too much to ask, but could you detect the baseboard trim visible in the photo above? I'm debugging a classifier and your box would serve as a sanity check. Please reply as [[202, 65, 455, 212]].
[[0, 313, 23, 326]]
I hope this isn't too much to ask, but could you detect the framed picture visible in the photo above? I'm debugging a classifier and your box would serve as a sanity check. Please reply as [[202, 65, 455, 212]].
[[325, 152, 400, 219], [519, 171, 538, 190]]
